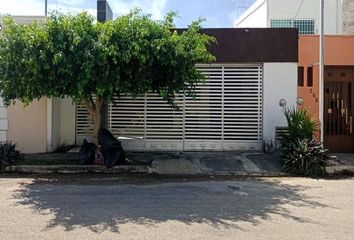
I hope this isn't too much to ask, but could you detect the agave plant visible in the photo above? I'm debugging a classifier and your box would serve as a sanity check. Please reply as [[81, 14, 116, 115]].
[[281, 139, 329, 177], [0, 141, 22, 171], [280, 107, 329, 177], [282, 107, 319, 141]]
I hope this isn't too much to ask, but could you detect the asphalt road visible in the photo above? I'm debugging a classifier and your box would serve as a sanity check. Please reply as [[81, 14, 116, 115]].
[[0, 175, 353, 240]]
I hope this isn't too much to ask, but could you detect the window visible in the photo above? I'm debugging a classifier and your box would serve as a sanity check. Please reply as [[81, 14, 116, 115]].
[[307, 67, 313, 87], [270, 19, 315, 35], [270, 19, 292, 28], [298, 67, 304, 87], [293, 20, 315, 35]]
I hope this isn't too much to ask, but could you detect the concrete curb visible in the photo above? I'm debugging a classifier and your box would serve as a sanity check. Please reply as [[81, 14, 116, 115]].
[[4, 165, 353, 177], [152, 171, 291, 177], [325, 165, 354, 175], [5, 165, 153, 174], [4, 164, 291, 177]]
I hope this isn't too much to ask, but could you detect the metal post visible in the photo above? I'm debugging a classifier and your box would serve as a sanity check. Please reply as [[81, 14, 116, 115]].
[[45, 0, 48, 17], [319, 0, 324, 143]]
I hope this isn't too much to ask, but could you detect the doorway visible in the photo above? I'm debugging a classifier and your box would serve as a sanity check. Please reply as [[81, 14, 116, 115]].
[[324, 66, 354, 152]]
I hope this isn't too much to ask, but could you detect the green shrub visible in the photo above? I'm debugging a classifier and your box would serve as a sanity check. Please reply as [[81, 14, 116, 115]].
[[0, 141, 22, 171], [281, 139, 329, 177], [283, 107, 319, 141], [280, 107, 329, 177]]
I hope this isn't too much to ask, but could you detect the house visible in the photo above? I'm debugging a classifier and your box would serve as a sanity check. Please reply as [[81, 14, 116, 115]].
[[0, 18, 299, 153], [298, 35, 354, 152], [0, 16, 47, 151], [234, 0, 347, 34], [76, 28, 298, 152], [1, 5, 299, 153], [234, 0, 354, 152]]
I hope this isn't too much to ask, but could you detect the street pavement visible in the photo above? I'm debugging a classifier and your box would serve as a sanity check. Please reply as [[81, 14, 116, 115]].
[[0, 175, 353, 240]]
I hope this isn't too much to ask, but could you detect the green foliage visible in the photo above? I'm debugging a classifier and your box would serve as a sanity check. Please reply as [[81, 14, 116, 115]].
[[0, 141, 22, 171], [282, 107, 319, 141], [280, 107, 329, 177], [0, 10, 215, 107], [281, 139, 329, 177]]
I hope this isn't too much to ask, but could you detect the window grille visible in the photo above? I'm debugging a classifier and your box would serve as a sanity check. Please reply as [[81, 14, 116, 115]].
[[270, 19, 315, 34]]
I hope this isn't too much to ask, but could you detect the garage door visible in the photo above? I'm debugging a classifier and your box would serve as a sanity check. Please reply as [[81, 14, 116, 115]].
[[76, 64, 263, 151]]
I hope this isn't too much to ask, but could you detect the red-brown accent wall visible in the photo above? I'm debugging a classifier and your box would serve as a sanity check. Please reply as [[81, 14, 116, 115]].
[[298, 35, 354, 118]]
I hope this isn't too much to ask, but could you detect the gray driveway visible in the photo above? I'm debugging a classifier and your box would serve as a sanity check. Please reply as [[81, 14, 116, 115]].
[[0, 176, 353, 240]]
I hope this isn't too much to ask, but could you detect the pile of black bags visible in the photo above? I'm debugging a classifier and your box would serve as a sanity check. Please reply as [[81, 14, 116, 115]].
[[78, 139, 96, 165], [78, 128, 126, 168]]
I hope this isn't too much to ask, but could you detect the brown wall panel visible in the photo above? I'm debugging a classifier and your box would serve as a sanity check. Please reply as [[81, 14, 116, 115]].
[[177, 28, 298, 63]]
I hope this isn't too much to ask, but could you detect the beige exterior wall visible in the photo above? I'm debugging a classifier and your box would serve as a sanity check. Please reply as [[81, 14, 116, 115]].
[[59, 97, 76, 146], [6, 97, 76, 153], [0, 16, 46, 25], [6, 99, 47, 153], [1, 15, 77, 153]]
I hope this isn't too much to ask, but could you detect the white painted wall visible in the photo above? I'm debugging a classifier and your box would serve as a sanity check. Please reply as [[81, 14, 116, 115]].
[[262, 63, 297, 143], [235, 0, 343, 34], [268, 0, 342, 34], [46, 98, 61, 151], [234, 0, 268, 28], [59, 97, 76, 146], [46, 97, 76, 151], [0, 99, 7, 142]]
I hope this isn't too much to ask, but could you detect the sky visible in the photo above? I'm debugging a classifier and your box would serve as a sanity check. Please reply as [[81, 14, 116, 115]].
[[0, 0, 255, 27]]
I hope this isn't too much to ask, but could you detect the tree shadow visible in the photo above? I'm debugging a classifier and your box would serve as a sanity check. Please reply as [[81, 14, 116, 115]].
[[11, 177, 333, 233]]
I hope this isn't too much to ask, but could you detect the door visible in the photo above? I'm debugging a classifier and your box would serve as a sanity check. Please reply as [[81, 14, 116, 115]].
[[324, 67, 354, 152]]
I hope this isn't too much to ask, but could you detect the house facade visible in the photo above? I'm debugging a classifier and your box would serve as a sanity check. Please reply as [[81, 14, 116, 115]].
[[76, 28, 298, 152], [0, 16, 52, 153], [298, 35, 354, 152], [234, 0, 354, 152], [234, 0, 345, 35], [0, 16, 299, 152]]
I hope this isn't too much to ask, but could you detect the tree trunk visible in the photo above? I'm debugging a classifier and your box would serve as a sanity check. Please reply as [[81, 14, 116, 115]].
[[83, 96, 104, 145], [91, 109, 102, 145]]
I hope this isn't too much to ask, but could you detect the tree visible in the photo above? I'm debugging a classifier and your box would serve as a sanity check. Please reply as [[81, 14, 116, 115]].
[[0, 10, 215, 143]]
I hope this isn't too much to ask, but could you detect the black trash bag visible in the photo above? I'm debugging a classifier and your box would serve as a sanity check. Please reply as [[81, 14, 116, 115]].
[[98, 128, 126, 168], [78, 139, 96, 165]]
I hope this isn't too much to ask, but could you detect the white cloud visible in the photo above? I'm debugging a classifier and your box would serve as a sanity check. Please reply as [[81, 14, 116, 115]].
[[109, 0, 168, 20], [0, 0, 95, 17], [0, 0, 46, 16], [0, 0, 168, 20], [47, 3, 96, 17], [151, 0, 167, 19]]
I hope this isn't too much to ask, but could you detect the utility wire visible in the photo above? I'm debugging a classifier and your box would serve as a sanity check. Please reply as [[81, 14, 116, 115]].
[[292, 0, 305, 20]]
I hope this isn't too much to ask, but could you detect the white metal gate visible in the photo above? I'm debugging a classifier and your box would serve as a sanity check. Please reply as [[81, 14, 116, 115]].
[[76, 64, 263, 151]]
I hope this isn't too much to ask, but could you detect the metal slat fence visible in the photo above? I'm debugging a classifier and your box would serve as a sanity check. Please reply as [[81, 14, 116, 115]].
[[76, 64, 263, 151]]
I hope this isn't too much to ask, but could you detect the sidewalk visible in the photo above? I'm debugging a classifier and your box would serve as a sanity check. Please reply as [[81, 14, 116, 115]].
[[326, 153, 354, 175], [148, 152, 284, 176], [5, 151, 354, 176]]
